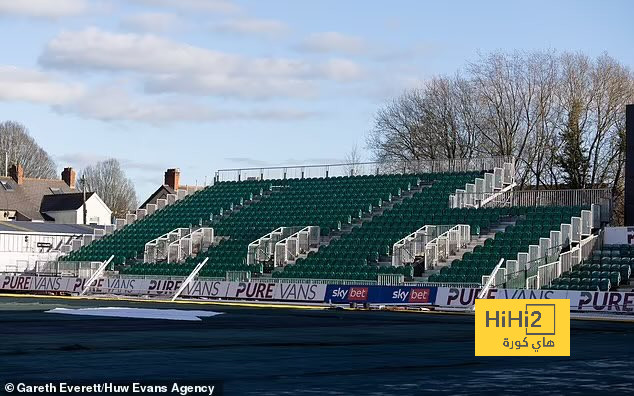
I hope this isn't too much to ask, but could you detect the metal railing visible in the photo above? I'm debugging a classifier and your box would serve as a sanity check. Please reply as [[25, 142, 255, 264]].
[[491, 188, 611, 208], [423, 225, 471, 270], [495, 242, 566, 289], [534, 232, 600, 289], [392, 224, 455, 267], [215, 156, 511, 182], [450, 188, 611, 209], [29, 260, 103, 278]]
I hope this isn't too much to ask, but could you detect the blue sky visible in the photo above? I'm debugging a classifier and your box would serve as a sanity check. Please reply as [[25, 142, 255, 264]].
[[0, 0, 633, 200]]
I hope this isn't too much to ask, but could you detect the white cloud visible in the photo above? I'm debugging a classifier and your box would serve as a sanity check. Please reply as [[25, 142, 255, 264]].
[[297, 32, 367, 55], [0, 66, 84, 105], [120, 12, 182, 33], [0, 0, 86, 18], [0, 65, 317, 124], [56, 152, 166, 173], [319, 59, 365, 81], [39, 28, 364, 98], [54, 86, 317, 124], [129, 0, 240, 14], [211, 18, 289, 37], [143, 74, 316, 99]]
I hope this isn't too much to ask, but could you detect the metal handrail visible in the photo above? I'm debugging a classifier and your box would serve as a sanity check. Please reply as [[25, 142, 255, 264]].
[[451, 188, 611, 208]]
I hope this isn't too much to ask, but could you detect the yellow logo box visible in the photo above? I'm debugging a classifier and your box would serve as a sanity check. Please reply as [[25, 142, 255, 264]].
[[475, 299, 570, 356]]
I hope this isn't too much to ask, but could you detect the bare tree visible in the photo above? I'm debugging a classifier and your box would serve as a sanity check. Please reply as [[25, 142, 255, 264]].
[[80, 159, 137, 218], [0, 121, 57, 178], [368, 50, 634, 222], [343, 144, 363, 176]]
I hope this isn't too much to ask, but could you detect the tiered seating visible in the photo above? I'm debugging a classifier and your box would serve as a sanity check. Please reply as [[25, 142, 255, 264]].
[[546, 244, 633, 291], [430, 206, 585, 283], [276, 172, 489, 280], [62, 180, 268, 264], [121, 174, 420, 278]]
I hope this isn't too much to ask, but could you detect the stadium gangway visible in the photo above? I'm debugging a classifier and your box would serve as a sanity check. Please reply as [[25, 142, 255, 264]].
[[144, 227, 213, 263], [423, 225, 471, 270], [449, 161, 516, 209], [171, 258, 209, 301], [247, 226, 303, 265], [530, 232, 603, 290], [166, 227, 214, 263], [392, 225, 453, 267], [144, 228, 190, 263], [391, 225, 470, 269], [79, 255, 114, 296], [274, 226, 321, 267], [480, 206, 599, 290]]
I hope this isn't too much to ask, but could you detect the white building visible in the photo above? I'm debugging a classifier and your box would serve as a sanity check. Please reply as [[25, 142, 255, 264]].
[[0, 222, 104, 273], [40, 192, 112, 226], [0, 164, 112, 225]]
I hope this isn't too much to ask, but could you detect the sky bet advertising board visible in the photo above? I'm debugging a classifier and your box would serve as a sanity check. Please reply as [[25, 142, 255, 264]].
[[324, 285, 437, 304]]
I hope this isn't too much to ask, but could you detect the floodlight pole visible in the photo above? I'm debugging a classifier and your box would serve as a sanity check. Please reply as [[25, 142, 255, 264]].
[[626, 105, 634, 226], [80, 174, 87, 225]]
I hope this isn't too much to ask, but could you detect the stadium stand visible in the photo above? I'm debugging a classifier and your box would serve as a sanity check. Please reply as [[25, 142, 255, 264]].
[[119, 173, 424, 278], [56, 157, 616, 293], [275, 172, 483, 280], [545, 244, 633, 291], [62, 180, 268, 264], [430, 206, 585, 284]]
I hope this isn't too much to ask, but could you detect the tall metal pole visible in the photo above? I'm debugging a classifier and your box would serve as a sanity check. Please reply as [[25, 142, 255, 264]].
[[626, 105, 634, 226], [80, 174, 87, 225]]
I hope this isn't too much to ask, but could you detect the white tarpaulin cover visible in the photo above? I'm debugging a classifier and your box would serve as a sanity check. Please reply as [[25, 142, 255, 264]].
[[45, 307, 224, 321]]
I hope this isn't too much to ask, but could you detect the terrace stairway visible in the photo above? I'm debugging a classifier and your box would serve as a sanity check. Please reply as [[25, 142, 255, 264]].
[[415, 218, 516, 282]]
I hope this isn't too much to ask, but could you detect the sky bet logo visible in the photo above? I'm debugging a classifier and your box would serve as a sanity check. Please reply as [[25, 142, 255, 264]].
[[330, 287, 369, 301], [475, 299, 570, 356]]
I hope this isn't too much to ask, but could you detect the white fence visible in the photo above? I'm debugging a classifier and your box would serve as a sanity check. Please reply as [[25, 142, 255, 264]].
[[215, 156, 511, 182]]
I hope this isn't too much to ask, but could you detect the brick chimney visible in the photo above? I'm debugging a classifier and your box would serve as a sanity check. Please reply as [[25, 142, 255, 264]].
[[62, 167, 76, 189], [164, 168, 180, 190], [9, 164, 23, 185]]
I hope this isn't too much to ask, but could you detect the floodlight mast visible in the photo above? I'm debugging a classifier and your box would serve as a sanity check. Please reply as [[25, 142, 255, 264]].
[[626, 104, 634, 226]]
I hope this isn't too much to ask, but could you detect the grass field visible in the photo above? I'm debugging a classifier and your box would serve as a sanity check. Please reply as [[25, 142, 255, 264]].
[[0, 295, 633, 395]]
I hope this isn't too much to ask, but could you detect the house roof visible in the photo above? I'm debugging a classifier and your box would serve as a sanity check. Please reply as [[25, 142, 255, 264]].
[[0, 221, 102, 234], [0, 176, 74, 220], [139, 185, 173, 209], [40, 192, 95, 212], [139, 184, 204, 209]]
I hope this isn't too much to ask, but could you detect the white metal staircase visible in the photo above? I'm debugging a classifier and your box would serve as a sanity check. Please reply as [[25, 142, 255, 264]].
[[391, 224, 471, 269], [449, 160, 516, 209], [144, 227, 215, 263]]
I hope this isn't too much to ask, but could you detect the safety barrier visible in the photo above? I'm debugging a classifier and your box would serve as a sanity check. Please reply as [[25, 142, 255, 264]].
[[533, 232, 600, 289], [215, 156, 512, 182], [2, 272, 632, 313]]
